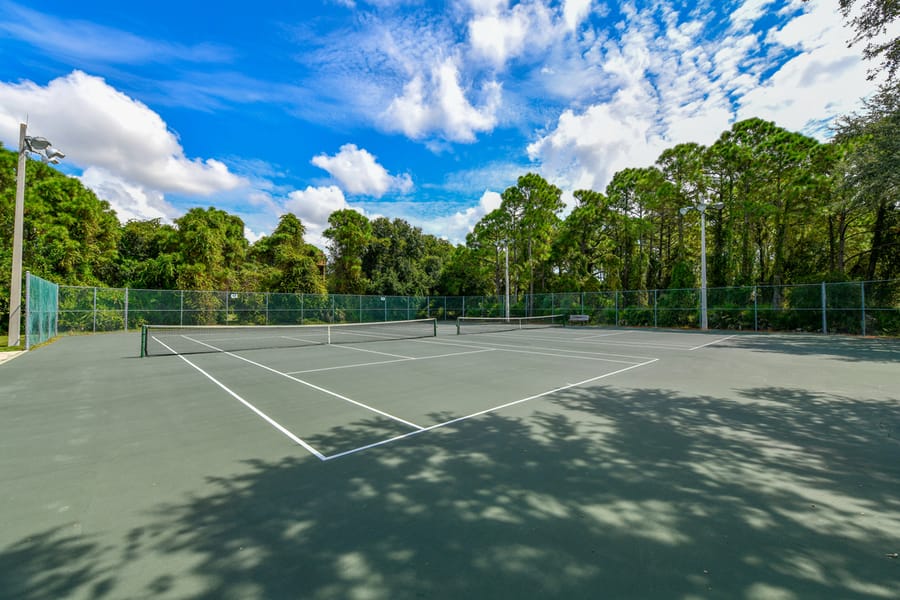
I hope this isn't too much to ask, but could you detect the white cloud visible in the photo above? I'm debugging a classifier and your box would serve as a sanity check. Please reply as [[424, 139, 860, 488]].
[[737, 2, 874, 137], [78, 167, 176, 223], [0, 71, 247, 196], [469, 11, 530, 66], [284, 185, 363, 248], [311, 143, 413, 197], [425, 189, 502, 244], [381, 57, 502, 142], [563, 0, 593, 31], [527, 0, 877, 197]]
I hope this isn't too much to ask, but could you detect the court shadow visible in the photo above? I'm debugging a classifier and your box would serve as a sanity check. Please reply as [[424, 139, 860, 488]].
[[724, 333, 900, 363], [2, 383, 897, 599], [0, 525, 116, 600]]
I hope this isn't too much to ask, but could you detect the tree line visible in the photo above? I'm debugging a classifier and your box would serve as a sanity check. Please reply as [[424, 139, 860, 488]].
[[2, 84, 898, 333]]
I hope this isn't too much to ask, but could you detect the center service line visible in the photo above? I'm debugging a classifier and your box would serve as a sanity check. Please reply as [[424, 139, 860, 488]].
[[181, 336, 426, 431]]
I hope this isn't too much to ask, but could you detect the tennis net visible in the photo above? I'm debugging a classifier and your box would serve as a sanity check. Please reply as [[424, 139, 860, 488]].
[[141, 318, 437, 356], [456, 314, 564, 335]]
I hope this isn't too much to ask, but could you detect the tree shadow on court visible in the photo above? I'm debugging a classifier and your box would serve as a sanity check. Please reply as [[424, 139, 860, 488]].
[[724, 333, 900, 363], [0, 525, 118, 600], [2, 383, 898, 599]]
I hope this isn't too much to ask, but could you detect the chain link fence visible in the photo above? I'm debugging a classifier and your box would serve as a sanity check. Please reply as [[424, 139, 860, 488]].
[[54, 280, 899, 337]]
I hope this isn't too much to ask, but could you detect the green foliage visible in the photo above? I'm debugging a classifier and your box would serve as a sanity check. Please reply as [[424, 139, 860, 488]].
[[3, 98, 899, 338]]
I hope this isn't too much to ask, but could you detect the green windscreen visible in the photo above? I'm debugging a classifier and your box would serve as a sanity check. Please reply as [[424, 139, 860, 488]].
[[26, 272, 59, 350]]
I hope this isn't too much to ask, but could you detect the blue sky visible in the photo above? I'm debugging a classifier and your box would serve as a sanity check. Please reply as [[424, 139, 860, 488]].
[[0, 0, 882, 248]]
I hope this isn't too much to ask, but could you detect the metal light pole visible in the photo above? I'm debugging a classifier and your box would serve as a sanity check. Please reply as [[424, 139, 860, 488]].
[[504, 242, 510, 321], [680, 201, 723, 330], [8, 123, 65, 347]]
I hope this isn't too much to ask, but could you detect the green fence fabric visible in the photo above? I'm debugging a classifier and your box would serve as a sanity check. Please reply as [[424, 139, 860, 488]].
[[51, 280, 900, 337]]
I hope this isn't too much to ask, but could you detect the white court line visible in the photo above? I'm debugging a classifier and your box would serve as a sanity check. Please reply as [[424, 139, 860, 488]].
[[151, 336, 326, 460], [573, 331, 629, 341], [323, 357, 659, 461], [472, 329, 688, 351], [183, 336, 425, 431], [689, 335, 737, 351], [287, 348, 496, 375], [334, 344, 416, 360], [422, 338, 656, 362]]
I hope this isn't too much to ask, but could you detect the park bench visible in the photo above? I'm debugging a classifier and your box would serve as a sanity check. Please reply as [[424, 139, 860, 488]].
[[568, 314, 589, 325]]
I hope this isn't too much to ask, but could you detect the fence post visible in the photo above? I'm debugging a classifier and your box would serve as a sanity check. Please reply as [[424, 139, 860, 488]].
[[25, 271, 31, 351], [754, 287, 758, 331], [225, 291, 229, 324], [653, 289, 658, 328], [124, 288, 129, 331], [821, 282, 827, 335], [615, 291, 619, 326], [301, 293, 305, 324], [861, 282, 866, 336], [93, 286, 97, 333], [265, 292, 269, 325], [180, 290, 184, 326]]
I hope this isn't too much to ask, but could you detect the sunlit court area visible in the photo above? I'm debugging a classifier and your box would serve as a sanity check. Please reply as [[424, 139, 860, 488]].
[[1, 319, 897, 599]]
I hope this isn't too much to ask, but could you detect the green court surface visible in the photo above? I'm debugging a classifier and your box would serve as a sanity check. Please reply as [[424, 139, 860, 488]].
[[1, 324, 898, 599]]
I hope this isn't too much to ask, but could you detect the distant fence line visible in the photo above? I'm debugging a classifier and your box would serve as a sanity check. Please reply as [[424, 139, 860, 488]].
[[52, 280, 900, 337]]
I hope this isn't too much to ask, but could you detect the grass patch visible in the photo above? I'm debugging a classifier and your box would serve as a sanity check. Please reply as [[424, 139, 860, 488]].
[[0, 335, 24, 351]]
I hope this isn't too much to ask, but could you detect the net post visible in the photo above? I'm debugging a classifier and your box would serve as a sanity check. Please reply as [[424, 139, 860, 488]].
[[140, 325, 147, 357], [456, 317, 461, 335], [433, 317, 437, 337]]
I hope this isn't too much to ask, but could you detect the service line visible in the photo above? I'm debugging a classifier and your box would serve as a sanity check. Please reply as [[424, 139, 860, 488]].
[[323, 357, 659, 461]]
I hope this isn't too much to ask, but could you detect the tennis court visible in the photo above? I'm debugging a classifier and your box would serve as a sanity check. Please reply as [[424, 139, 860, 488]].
[[1, 322, 898, 599]]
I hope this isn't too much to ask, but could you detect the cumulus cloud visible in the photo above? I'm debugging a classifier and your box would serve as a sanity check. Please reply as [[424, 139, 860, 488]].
[[736, 1, 874, 136], [311, 144, 413, 197], [381, 57, 502, 142], [284, 185, 363, 248], [78, 167, 177, 223], [527, 0, 873, 196], [0, 71, 251, 232], [0, 71, 247, 196], [425, 190, 503, 244]]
